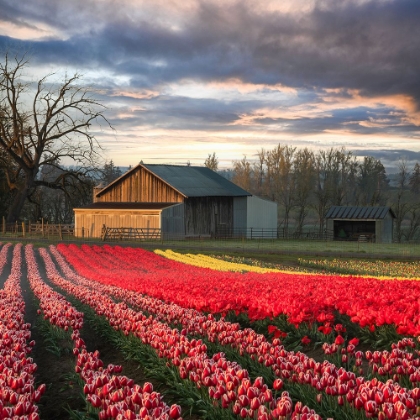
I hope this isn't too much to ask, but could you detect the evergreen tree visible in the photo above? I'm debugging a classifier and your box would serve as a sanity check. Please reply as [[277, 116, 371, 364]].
[[101, 160, 122, 185]]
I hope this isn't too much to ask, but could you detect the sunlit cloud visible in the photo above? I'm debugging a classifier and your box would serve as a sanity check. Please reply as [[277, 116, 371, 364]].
[[0, 20, 61, 40], [110, 88, 159, 100]]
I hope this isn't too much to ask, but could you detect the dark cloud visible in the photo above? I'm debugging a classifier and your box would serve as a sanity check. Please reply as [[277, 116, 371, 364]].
[[352, 148, 420, 173], [353, 148, 420, 162], [107, 94, 245, 131], [1, 0, 419, 100], [0, 0, 419, 165]]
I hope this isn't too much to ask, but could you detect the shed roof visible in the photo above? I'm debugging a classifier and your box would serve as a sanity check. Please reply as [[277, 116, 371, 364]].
[[326, 206, 396, 220], [96, 163, 251, 198]]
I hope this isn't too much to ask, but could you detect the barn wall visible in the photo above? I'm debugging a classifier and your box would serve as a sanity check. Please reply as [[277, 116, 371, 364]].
[[326, 218, 334, 237], [161, 203, 185, 239], [96, 166, 184, 203], [246, 196, 277, 238], [233, 197, 247, 235], [376, 212, 394, 243], [184, 197, 233, 236], [74, 209, 161, 238], [233, 196, 277, 238]]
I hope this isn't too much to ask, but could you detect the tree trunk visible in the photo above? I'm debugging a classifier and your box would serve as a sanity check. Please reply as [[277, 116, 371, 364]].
[[295, 206, 307, 236], [6, 179, 33, 223]]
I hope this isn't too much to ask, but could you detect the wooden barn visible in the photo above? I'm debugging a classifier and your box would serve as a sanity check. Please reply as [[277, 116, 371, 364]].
[[325, 206, 395, 243], [74, 163, 278, 239]]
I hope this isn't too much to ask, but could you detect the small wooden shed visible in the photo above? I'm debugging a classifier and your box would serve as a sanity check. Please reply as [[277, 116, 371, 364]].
[[74, 163, 277, 239], [325, 206, 395, 243]]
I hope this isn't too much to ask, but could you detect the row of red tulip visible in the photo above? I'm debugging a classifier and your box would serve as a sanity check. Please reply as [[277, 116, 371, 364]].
[[0, 242, 11, 277], [24, 244, 84, 333], [23, 244, 180, 420], [41, 245, 324, 420], [52, 244, 420, 420], [56, 244, 420, 337], [322, 336, 420, 387], [0, 243, 44, 420]]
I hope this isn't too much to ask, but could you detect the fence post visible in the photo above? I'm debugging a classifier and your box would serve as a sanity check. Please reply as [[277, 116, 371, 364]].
[[59, 224, 63, 241], [2, 216, 5, 234], [22, 221, 25, 237], [41, 218, 44, 237]]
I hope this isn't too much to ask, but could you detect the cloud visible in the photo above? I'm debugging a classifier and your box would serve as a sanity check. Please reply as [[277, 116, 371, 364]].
[[351, 148, 420, 172], [0, 0, 419, 167], [2, 1, 418, 93]]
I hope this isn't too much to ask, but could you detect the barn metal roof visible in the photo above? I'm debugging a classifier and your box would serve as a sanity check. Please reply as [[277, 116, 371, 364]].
[[141, 164, 251, 197], [325, 206, 396, 220]]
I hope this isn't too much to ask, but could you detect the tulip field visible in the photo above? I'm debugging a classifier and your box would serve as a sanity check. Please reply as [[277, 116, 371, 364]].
[[2, 243, 420, 419]]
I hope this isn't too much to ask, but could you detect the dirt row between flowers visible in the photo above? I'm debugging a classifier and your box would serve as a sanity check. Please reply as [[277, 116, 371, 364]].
[[15, 246, 200, 419]]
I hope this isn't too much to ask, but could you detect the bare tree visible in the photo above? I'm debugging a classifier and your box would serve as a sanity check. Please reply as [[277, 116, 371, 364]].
[[357, 156, 389, 206], [35, 165, 95, 223], [252, 148, 266, 197], [328, 148, 358, 206], [393, 159, 411, 242], [0, 53, 111, 222], [405, 204, 420, 241], [232, 155, 253, 192], [409, 162, 420, 194], [204, 152, 219, 171], [312, 149, 333, 236], [293, 148, 315, 236], [403, 162, 420, 241], [265, 144, 296, 237]]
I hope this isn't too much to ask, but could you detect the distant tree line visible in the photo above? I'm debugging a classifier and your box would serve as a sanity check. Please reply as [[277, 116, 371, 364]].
[[216, 145, 420, 242]]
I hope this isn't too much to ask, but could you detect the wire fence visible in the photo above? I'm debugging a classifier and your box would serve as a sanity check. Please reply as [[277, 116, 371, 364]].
[[1, 223, 333, 242]]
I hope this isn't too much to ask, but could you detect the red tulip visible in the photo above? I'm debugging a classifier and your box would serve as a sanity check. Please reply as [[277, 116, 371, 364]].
[[273, 378, 283, 391]]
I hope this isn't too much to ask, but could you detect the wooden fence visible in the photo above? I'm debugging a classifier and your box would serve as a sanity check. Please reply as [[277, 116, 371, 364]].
[[101, 226, 161, 241], [1, 218, 74, 240]]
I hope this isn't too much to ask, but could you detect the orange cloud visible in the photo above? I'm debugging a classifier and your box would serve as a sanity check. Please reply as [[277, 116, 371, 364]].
[[0, 20, 62, 40], [232, 88, 420, 128], [111, 89, 159, 100]]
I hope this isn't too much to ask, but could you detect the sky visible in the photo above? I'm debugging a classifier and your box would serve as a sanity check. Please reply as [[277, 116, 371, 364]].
[[0, 0, 420, 171]]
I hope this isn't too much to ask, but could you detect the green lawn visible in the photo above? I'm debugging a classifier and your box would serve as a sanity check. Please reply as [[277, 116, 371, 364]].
[[2, 233, 419, 261], [159, 237, 420, 259]]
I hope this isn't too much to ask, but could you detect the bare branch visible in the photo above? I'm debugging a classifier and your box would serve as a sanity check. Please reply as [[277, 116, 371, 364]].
[[0, 52, 113, 222]]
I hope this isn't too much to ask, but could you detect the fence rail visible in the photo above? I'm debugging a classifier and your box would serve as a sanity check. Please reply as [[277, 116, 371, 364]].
[[0, 221, 376, 243], [101, 226, 161, 241], [1, 220, 74, 239], [0, 218, 408, 249]]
